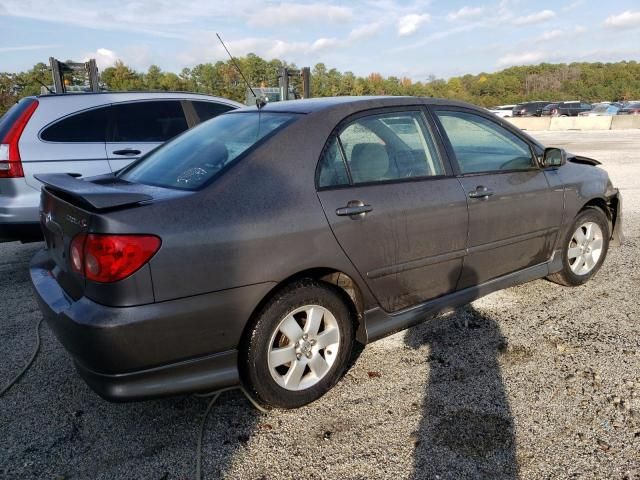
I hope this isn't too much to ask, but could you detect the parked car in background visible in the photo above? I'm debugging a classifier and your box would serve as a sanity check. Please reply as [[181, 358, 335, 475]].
[[512, 101, 551, 117], [618, 102, 640, 115], [488, 104, 516, 118], [579, 103, 622, 116], [0, 92, 242, 242], [30, 96, 623, 408], [541, 101, 592, 117]]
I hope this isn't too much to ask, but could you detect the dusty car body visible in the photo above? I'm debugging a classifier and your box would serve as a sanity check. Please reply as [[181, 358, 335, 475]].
[[30, 96, 623, 408]]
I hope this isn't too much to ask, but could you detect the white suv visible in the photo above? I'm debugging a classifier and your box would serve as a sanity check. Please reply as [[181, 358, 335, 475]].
[[0, 92, 242, 242]]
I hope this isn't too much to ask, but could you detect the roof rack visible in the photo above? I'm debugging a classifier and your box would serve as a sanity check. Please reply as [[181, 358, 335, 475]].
[[49, 57, 99, 94]]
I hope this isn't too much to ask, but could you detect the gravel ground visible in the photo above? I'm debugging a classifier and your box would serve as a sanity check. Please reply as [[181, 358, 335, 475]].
[[0, 130, 638, 480]]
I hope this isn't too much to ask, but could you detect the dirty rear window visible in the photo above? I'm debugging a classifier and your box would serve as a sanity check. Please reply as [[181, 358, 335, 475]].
[[118, 111, 299, 190]]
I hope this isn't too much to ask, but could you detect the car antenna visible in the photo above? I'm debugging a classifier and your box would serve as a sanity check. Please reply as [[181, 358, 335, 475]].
[[35, 78, 55, 94], [216, 33, 267, 109]]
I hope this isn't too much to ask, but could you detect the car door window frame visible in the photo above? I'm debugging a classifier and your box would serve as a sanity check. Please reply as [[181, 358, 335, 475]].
[[428, 105, 542, 177], [315, 106, 455, 191], [106, 99, 189, 144]]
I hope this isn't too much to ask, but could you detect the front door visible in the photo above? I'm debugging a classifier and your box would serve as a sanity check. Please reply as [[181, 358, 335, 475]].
[[432, 108, 563, 288], [316, 108, 468, 312]]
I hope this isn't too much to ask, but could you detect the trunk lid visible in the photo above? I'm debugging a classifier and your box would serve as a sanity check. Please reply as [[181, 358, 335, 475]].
[[37, 173, 187, 299]]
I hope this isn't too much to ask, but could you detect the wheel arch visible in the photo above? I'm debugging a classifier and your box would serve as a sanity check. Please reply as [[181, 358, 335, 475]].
[[239, 268, 368, 351]]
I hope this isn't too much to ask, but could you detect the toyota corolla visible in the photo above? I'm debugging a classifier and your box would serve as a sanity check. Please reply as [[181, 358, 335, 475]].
[[31, 96, 623, 408]]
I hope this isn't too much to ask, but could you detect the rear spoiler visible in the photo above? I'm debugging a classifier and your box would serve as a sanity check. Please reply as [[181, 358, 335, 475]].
[[35, 173, 153, 210]]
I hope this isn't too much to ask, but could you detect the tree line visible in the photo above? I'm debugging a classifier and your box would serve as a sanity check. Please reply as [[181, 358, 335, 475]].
[[2, 54, 640, 115]]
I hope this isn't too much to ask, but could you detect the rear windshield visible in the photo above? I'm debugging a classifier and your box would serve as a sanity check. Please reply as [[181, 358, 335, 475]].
[[118, 111, 299, 190], [0, 97, 37, 140]]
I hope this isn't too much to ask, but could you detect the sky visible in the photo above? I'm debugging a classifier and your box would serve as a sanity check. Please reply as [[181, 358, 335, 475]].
[[1, 0, 639, 81]]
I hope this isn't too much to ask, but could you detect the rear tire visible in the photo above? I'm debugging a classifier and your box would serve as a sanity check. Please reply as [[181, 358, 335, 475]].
[[240, 279, 354, 409], [547, 208, 610, 287]]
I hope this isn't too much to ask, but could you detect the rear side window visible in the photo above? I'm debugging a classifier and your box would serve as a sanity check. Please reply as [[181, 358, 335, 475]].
[[192, 101, 235, 122], [317, 137, 349, 188], [0, 98, 38, 140], [318, 111, 444, 187], [41, 106, 110, 142], [110, 101, 187, 142], [436, 110, 534, 174], [119, 112, 299, 190]]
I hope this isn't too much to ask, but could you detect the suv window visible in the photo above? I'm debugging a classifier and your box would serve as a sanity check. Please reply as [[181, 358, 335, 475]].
[[110, 101, 187, 142], [320, 111, 444, 186], [41, 106, 110, 142], [192, 101, 235, 122], [436, 110, 534, 174]]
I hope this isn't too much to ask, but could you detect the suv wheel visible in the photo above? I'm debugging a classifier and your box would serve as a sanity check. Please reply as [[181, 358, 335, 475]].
[[548, 208, 610, 286], [241, 280, 354, 409]]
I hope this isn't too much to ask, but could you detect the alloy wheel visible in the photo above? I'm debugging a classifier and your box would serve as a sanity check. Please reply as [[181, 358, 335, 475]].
[[267, 305, 341, 391], [568, 221, 604, 275]]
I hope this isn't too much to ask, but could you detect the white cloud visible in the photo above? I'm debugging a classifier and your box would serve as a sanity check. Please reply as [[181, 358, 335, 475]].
[[84, 48, 118, 70], [539, 25, 585, 41], [246, 3, 352, 26], [397, 13, 431, 36], [540, 29, 563, 41], [348, 22, 383, 41], [497, 51, 549, 67], [562, 1, 583, 12], [0, 44, 61, 53], [604, 10, 640, 29], [513, 10, 555, 26], [310, 38, 340, 52], [447, 6, 484, 21]]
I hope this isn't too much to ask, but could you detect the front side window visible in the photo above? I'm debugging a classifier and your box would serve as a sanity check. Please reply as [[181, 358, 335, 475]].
[[41, 106, 110, 142], [318, 111, 444, 187], [435, 110, 534, 174], [119, 112, 298, 190], [110, 101, 187, 142]]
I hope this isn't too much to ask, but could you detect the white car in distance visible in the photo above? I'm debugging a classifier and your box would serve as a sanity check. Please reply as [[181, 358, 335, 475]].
[[488, 105, 516, 118]]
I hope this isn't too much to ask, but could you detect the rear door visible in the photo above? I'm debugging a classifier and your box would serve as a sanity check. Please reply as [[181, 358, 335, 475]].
[[316, 108, 468, 312], [431, 107, 563, 288], [22, 105, 112, 190], [106, 100, 189, 171]]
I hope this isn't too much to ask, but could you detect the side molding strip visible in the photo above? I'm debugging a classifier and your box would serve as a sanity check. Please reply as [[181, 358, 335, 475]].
[[362, 261, 551, 343]]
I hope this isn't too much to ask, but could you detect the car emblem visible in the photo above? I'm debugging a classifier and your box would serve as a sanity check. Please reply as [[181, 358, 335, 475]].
[[65, 214, 88, 228]]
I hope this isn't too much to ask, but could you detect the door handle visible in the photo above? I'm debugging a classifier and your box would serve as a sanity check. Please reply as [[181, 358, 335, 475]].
[[468, 186, 494, 199], [112, 149, 141, 156], [336, 200, 373, 218]]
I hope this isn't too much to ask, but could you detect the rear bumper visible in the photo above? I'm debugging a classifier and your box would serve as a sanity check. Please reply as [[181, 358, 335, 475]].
[[30, 249, 274, 401]]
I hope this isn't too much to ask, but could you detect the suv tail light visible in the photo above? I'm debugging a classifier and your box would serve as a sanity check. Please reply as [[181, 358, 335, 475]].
[[0, 100, 38, 178], [70, 234, 161, 283]]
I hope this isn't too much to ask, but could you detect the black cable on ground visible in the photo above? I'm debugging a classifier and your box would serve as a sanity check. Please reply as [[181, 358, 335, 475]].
[[194, 386, 268, 480], [0, 317, 43, 397]]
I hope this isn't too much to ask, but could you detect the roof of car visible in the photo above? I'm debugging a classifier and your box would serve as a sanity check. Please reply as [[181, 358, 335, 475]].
[[32, 91, 243, 106], [233, 95, 479, 114]]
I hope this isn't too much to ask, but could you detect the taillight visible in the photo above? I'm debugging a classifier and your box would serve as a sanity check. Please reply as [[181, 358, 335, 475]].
[[70, 233, 161, 283], [0, 100, 38, 178]]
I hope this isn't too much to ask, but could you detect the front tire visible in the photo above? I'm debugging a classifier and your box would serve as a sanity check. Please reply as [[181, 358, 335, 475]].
[[548, 208, 610, 286], [241, 279, 354, 409]]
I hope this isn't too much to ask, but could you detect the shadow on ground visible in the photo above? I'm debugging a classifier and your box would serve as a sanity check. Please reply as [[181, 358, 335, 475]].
[[404, 268, 519, 479]]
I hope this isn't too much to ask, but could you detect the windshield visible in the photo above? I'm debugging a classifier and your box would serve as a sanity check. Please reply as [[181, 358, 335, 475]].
[[592, 105, 609, 112], [119, 111, 299, 190]]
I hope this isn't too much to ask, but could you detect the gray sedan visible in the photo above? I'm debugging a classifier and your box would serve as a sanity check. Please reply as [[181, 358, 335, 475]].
[[30, 96, 623, 408]]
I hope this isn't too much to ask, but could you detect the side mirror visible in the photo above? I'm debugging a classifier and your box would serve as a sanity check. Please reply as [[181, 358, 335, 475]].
[[542, 147, 566, 168]]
